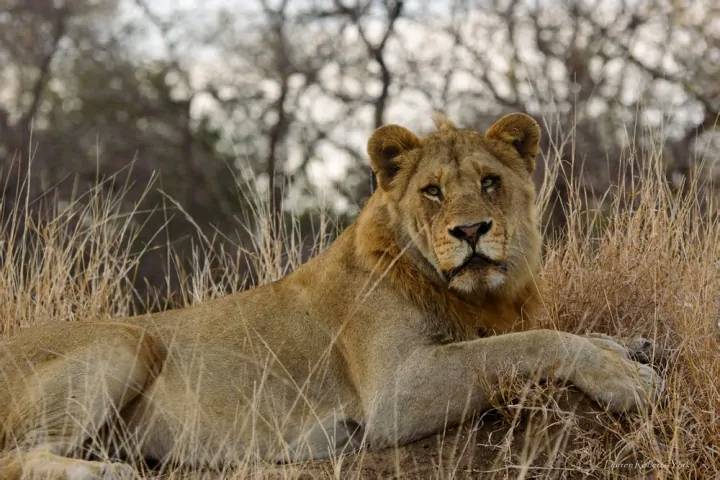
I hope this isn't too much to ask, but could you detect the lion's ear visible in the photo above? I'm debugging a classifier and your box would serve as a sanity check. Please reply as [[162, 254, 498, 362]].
[[367, 124, 421, 191], [485, 113, 541, 173]]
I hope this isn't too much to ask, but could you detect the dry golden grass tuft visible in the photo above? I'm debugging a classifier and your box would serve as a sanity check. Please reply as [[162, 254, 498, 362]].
[[1, 126, 718, 478], [0, 166, 151, 336], [533, 135, 720, 479]]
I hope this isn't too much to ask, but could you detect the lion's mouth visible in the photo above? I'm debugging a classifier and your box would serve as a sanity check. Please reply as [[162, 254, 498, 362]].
[[446, 253, 507, 279]]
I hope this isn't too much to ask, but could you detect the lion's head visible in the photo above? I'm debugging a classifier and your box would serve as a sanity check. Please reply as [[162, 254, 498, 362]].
[[366, 113, 542, 296]]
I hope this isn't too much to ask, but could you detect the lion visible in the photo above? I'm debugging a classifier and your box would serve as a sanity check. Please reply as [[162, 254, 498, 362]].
[[0, 113, 661, 479]]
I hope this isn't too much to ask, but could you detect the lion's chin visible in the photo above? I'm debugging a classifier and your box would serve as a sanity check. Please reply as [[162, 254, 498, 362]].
[[444, 253, 508, 293], [448, 268, 507, 293]]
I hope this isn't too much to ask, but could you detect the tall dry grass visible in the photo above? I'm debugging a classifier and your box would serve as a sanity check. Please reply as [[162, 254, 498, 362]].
[[532, 125, 720, 478], [388, 121, 719, 479], [0, 126, 718, 478]]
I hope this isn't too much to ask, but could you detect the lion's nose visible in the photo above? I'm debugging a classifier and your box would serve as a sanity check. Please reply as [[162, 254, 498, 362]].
[[449, 220, 493, 245]]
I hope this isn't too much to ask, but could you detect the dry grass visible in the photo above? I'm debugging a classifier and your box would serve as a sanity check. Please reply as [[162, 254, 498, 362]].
[[0, 127, 718, 478]]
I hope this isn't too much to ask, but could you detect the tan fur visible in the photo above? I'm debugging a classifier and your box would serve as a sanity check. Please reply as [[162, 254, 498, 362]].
[[0, 113, 661, 478]]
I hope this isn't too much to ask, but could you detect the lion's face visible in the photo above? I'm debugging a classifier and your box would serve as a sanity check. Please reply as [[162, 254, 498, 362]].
[[367, 113, 541, 294]]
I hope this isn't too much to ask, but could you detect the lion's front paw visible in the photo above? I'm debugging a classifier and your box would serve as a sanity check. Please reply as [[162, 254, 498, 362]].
[[584, 332, 664, 365], [572, 338, 663, 413]]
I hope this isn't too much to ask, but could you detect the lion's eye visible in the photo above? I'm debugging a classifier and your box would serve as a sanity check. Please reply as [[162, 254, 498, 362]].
[[422, 185, 443, 200], [482, 176, 500, 192]]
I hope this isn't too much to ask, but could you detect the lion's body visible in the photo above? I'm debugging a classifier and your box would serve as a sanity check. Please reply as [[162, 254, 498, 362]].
[[0, 114, 659, 479]]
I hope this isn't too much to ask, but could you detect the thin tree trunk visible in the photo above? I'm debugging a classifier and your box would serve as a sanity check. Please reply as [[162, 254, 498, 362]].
[[266, 74, 289, 234]]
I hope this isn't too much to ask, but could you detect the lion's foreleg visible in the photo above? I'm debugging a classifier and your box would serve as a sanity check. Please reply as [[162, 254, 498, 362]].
[[363, 330, 661, 447]]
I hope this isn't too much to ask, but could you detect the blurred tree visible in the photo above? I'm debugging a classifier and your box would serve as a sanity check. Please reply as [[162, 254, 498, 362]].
[[0, 0, 717, 291], [0, 0, 245, 299]]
